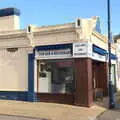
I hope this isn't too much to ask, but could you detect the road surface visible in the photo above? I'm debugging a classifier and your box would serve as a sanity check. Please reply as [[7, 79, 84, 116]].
[[0, 114, 47, 120]]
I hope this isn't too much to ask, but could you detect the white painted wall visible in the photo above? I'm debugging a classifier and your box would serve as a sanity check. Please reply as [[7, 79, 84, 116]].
[[0, 48, 28, 91], [34, 31, 77, 46], [0, 15, 20, 31]]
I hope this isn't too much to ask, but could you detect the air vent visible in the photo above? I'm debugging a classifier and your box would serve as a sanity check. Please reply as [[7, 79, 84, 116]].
[[27, 25, 32, 33], [76, 18, 81, 28], [7, 48, 18, 53]]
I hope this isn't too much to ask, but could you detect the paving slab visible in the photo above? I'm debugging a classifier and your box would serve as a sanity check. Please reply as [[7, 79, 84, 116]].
[[0, 100, 106, 120]]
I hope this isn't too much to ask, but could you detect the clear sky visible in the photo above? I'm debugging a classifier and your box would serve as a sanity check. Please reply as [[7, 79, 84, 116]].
[[0, 0, 119, 34]]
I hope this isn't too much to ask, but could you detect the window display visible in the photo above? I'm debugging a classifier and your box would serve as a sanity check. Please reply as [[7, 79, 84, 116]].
[[38, 60, 74, 94]]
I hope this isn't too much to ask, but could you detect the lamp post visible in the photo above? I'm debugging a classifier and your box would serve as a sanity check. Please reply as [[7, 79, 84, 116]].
[[107, 0, 115, 109]]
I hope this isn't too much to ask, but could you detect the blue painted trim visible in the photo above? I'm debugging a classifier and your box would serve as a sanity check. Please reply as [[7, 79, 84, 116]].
[[93, 44, 117, 60], [28, 53, 34, 93], [0, 8, 20, 17], [0, 91, 27, 101], [28, 52, 37, 102], [111, 54, 117, 60], [35, 43, 72, 51], [93, 44, 107, 55]]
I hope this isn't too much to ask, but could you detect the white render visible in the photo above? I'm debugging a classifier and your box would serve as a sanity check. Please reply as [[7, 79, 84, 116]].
[[0, 15, 117, 92], [0, 15, 20, 31], [0, 48, 28, 91]]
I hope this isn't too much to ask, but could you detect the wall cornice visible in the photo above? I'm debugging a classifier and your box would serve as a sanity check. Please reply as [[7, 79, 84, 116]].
[[33, 23, 75, 35], [0, 29, 26, 39], [92, 31, 116, 53]]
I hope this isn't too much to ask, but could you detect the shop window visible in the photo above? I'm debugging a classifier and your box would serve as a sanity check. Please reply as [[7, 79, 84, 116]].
[[52, 67, 74, 93], [38, 60, 74, 94]]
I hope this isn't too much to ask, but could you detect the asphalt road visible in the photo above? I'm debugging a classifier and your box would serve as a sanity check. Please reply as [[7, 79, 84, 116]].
[[0, 115, 47, 120], [97, 110, 120, 120]]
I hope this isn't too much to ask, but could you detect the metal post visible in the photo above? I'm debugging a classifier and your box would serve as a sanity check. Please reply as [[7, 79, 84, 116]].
[[107, 0, 115, 109]]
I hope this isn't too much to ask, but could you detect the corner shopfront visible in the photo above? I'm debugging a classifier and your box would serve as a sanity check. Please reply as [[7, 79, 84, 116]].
[[28, 42, 117, 107]]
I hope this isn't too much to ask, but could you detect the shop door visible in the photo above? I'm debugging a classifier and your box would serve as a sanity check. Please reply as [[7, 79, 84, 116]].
[[93, 61, 108, 97], [93, 62, 100, 89]]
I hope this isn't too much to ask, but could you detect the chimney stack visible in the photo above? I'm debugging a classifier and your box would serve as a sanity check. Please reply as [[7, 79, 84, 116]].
[[0, 8, 20, 31]]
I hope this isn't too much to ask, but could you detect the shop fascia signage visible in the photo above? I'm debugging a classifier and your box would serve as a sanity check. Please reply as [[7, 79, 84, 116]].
[[35, 48, 72, 59], [92, 52, 107, 62], [35, 42, 109, 62], [73, 42, 108, 62], [73, 42, 92, 58]]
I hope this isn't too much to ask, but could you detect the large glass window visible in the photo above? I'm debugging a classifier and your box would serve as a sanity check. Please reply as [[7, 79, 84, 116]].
[[38, 60, 74, 94]]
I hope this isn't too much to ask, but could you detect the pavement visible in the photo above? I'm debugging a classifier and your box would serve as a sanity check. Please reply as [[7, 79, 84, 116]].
[[0, 114, 44, 120], [0, 100, 106, 120], [97, 110, 120, 120], [97, 93, 120, 120]]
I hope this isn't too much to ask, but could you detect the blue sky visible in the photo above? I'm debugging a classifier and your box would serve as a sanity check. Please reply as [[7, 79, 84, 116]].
[[0, 0, 119, 34]]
